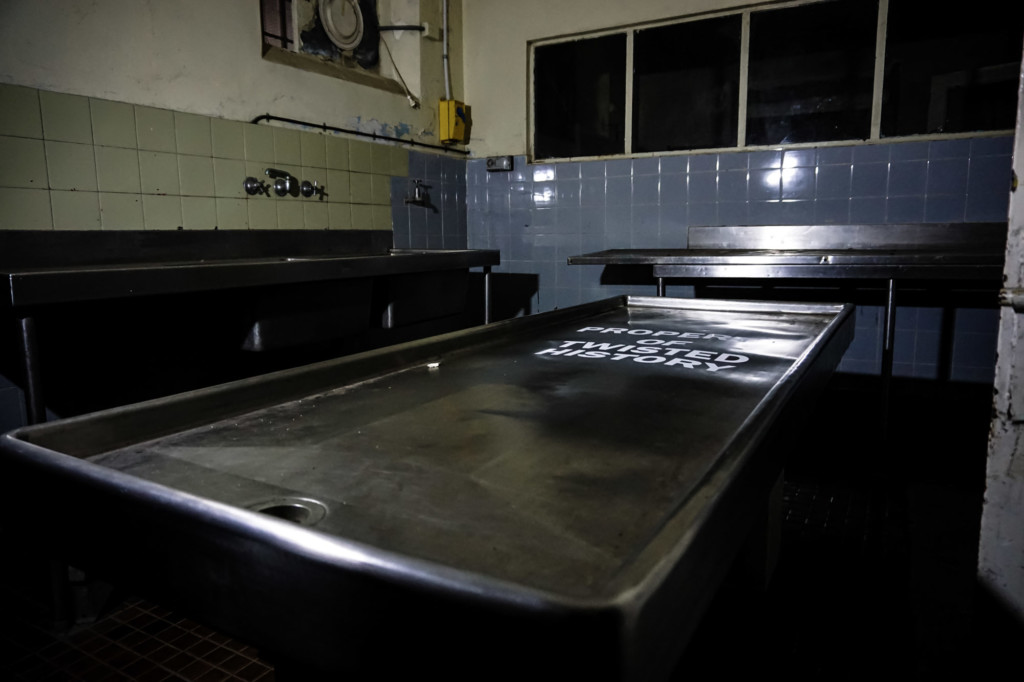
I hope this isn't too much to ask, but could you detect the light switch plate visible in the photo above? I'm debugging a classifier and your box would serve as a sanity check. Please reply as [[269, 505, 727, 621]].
[[486, 156, 513, 172]]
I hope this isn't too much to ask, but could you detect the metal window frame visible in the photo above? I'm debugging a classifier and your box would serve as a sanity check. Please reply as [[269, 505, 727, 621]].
[[527, 0, 1014, 163]]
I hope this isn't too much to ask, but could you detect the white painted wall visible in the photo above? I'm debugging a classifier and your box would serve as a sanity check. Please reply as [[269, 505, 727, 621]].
[[461, 0, 749, 157], [0, 0, 462, 143], [979, 49, 1024, 623]]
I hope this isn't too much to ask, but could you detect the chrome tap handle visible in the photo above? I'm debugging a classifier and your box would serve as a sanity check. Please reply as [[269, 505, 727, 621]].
[[243, 177, 271, 196], [265, 168, 298, 197]]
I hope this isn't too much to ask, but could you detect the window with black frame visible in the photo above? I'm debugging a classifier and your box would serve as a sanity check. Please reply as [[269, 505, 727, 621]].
[[261, 0, 295, 50], [882, 1, 1024, 136], [632, 15, 742, 153], [530, 0, 1024, 161], [746, 0, 877, 146], [533, 34, 627, 160]]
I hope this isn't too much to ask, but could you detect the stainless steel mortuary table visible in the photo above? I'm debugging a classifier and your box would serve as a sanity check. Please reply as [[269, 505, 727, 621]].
[[0, 296, 853, 681]]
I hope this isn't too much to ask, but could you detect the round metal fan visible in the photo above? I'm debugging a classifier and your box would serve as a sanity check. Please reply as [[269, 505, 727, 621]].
[[318, 0, 364, 51]]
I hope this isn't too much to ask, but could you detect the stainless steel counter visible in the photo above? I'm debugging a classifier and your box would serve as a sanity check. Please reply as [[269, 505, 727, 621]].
[[1, 234, 499, 424], [0, 295, 853, 681], [569, 223, 1005, 283], [570, 223, 1006, 425], [2, 248, 499, 308], [568, 247, 1003, 279]]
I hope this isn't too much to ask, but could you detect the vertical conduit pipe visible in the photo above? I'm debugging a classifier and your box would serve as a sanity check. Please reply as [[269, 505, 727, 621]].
[[442, 0, 451, 100]]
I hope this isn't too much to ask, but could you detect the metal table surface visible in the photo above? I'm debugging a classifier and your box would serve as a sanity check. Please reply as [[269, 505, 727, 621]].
[[0, 296, 853, 681]]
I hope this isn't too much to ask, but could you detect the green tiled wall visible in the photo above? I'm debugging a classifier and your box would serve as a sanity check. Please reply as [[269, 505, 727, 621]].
[[0, 83, 406, 231]]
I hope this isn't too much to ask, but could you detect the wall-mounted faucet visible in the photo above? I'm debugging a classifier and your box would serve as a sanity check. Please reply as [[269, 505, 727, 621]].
[[264, 168, 298, 197], [405, 179, 432, 207], [244, 171, 326, 200]]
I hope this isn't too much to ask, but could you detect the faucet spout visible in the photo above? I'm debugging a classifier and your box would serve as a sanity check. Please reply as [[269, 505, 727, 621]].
[[405, 180, 431, 206]]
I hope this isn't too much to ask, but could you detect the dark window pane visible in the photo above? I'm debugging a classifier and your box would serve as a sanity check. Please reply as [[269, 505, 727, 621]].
[[882, 1, 1024, 136], [633, 15, 741, 152], [534, 34, 626, 159], [747, 0, 877, 145], [261, 0, 294, 49]]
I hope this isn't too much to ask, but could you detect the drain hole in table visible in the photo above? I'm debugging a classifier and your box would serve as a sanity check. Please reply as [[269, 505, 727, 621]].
[[248, 497, 327, 526], [260, 503, 312, 524]]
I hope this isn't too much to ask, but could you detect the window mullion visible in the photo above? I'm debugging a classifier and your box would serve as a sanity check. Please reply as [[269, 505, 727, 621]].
[[737, 12, 750, 148], [624, 30, 635, 155], [870, 0, 888, 140]]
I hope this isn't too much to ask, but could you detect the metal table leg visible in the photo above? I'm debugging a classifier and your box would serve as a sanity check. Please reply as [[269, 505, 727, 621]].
[[16, 316, 75, 628], [882, 278, 897, 375], [881, 278, 896, 439], [483, 266, 491, 323], [17, 315, 46, 425]]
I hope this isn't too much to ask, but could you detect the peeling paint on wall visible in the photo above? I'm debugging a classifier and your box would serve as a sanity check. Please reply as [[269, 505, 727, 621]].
[[347, 116, 426, 143], [978, 53, 1024, 622]]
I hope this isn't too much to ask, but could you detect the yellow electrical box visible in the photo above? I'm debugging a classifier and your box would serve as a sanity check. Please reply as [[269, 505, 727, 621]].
[[440, 99, 469, 144]]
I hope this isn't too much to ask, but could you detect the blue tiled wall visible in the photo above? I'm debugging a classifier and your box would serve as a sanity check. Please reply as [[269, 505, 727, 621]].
[[466, 137, 1013, 381], [391, 150, 468, 249]]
